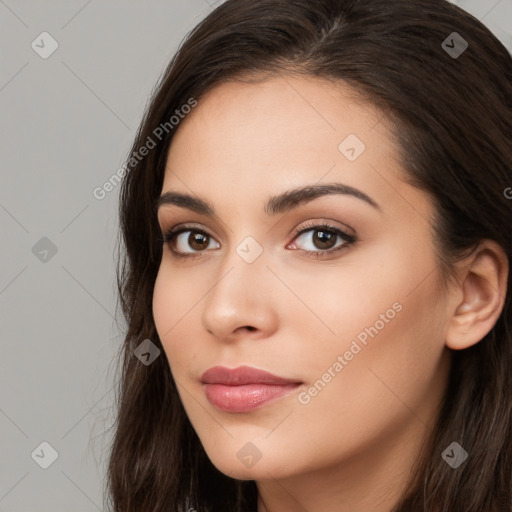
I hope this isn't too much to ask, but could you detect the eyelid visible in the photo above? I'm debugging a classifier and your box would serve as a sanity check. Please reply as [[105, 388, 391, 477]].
[[289, 218, 355, 239], [161, 223, 220, 247], [160, 218, 354, 240], [161, 222, 219, 242]]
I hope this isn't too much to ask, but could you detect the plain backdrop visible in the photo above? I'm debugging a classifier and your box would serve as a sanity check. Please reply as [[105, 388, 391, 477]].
[[1, 0, 511, 510]]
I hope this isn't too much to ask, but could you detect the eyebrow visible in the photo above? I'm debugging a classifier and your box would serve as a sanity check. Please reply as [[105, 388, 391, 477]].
[[155, 182, 381, 216]]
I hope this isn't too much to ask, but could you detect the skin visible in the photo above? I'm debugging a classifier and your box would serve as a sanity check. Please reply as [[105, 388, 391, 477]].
[[152, 75, 508, 511]]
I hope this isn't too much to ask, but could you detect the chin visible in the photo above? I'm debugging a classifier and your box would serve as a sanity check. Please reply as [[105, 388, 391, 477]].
[[202, 443, 299, 481]]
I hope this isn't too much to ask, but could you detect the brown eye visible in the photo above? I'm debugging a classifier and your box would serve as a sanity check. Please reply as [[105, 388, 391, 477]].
[[289, 223, 356, 258], [312, 230, 337, 250], [163, 228, 220, 257], [188, 232, 210, 251]]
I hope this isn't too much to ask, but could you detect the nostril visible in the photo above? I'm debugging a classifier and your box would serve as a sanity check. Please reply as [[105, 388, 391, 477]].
[[245, 326, 256, 332]]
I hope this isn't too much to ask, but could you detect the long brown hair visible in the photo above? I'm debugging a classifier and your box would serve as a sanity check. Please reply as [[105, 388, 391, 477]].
[[105, 1, 512, 510]]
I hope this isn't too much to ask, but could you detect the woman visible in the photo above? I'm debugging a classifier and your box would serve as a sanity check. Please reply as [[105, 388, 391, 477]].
[[106, 0, 512, 510]]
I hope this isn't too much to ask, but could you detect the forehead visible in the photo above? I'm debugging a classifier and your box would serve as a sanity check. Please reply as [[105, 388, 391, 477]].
[[160, 75, 433, 227], [164, 75, 397, 184]]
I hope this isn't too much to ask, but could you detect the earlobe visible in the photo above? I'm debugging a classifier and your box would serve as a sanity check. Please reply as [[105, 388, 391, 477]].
[[445, 240, 508, 351]]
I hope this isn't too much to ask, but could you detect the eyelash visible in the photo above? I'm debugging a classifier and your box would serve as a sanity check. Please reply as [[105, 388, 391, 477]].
[[160, 221, 356, 261]]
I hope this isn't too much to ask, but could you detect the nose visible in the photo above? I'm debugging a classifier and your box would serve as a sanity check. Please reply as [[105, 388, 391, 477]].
[[201, 247, 279, 343]]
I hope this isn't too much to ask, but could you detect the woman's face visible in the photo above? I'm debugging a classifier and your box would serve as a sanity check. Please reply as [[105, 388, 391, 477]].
[[153, 76, 452, 491]]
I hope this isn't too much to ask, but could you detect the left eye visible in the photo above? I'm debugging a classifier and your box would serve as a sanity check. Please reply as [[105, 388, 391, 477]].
[[289, 226, 353, 253]]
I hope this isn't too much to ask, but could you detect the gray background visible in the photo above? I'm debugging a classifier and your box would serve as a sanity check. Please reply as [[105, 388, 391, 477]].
[[1, 1, 511, 510]]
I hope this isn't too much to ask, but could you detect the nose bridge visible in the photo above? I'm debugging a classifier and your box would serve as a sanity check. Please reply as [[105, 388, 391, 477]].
[[201, 237, 276, 338], [214, 230, 269, 297]]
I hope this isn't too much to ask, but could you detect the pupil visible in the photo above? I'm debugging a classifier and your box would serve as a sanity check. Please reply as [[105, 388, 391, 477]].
[[189, 232, 208, 250], [314, 230, 335, 249]]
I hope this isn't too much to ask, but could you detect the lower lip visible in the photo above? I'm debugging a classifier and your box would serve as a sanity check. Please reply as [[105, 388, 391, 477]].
[[203, 383, 301, 413]]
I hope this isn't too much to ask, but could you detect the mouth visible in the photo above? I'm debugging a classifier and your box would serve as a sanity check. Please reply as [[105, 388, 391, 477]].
[[200, 365, 303, 413]]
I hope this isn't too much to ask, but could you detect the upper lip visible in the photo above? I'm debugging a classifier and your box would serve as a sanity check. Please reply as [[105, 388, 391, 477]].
[[200, 365, 302, 386]]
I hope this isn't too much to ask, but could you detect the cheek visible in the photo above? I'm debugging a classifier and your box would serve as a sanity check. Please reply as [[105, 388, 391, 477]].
[[277, 240, 427, 357], [152, 265, 202, 377], [153, 267, 175, 334], [287, 238, 446, 407], [282, 282, 447, 473]]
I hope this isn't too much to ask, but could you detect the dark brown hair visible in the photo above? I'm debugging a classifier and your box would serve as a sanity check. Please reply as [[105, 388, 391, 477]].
[[105, 0, 512, 510]]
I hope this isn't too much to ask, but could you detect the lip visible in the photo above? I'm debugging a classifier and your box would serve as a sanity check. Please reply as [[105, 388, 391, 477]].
[[200, 365, 302, 413]]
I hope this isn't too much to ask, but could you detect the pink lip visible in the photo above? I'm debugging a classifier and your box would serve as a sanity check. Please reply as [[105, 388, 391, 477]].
[[200, 365, 302, 413]]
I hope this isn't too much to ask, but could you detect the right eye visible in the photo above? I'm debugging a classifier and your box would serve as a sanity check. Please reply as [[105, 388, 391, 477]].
[[162, 227, 221, 259]]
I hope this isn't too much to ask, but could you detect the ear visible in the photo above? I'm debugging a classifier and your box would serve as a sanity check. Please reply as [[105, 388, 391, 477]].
[[445, 239, 508, 350]]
